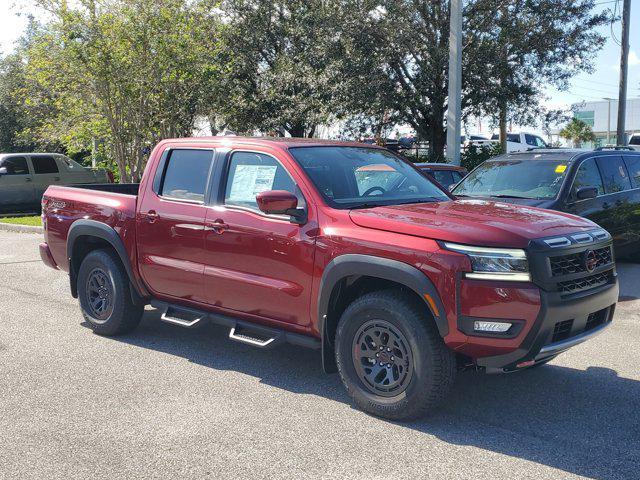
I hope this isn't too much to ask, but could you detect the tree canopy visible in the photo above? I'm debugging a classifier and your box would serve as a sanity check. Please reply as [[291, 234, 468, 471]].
[[0, 0, 611, 180]]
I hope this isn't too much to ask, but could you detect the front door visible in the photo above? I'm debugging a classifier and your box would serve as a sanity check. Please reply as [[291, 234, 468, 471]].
[[136, 148, 215, 303], [0, 156, 35, 210], [203, 151, 316, 328]]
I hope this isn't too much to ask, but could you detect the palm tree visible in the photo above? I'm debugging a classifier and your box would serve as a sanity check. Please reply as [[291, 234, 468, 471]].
[[559, 118, 597, 148]]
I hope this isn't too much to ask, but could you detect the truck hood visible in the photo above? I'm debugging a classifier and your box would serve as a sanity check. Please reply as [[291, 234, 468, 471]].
[[348, 199, 597, 248], [464, 196, 556, 209]]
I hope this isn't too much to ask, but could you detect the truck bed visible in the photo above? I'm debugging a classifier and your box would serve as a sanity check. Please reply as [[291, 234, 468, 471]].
[[73, 183, 140, 196]]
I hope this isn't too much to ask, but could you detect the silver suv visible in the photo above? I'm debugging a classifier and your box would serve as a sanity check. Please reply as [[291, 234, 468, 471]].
[[0, 153, 109, 212]]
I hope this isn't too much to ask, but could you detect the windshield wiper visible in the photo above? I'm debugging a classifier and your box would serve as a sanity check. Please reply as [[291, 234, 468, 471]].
[[491, 194, 533, 199], [348, 202, 385, 210]]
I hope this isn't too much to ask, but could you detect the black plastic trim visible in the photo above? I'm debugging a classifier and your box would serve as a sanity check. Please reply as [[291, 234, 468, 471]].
[[67, 219, 144, 302], [317, 254, 448, 373]]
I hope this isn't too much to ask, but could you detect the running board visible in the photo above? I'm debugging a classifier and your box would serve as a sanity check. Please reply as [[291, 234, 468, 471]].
[[159, 304, 205, 328], [149, 300, 320, 350]]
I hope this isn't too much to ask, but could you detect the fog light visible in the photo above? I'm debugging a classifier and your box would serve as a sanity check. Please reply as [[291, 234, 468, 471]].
[[473, 321, 512, 333]]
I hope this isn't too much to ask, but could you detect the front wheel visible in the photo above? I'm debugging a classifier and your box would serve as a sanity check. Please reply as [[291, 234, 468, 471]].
[[77, 249, 143, 336], [335, 290, 456, 421]]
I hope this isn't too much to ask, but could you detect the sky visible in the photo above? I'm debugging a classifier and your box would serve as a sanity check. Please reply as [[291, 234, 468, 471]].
[[0, 0, 638, 122]]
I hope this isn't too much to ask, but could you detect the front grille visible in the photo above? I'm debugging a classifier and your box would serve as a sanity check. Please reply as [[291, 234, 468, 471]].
[[585, 308, 608, 331], [549, 246, 612, 277], [552, 319, 574, 342], [557, 271, 612, 294]]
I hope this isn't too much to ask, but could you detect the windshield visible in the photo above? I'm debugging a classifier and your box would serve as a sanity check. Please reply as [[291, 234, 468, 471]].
[[289, 147, 450, 209], [453, 159, 569, 199]]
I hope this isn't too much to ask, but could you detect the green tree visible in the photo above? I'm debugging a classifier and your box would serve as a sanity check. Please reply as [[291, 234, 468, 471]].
[[335, 0, 608, 155], [559, 118, 596, 148], [21, 0, 224, 181]]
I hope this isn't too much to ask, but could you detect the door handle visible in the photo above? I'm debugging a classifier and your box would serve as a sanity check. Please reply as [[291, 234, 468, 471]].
[[25, 178, 32, 182], [205, 219, 228, 234], [144, 210, 159, 223]]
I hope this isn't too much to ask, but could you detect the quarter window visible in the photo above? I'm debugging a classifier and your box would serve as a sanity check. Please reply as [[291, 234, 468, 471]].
[[224, 152, 302, 211], [572, 158, 604, 197], [0, 156, 29, 175], [160, 149, 214, 202], [32, 156, 59, 174], [595, 156, 632, 193]]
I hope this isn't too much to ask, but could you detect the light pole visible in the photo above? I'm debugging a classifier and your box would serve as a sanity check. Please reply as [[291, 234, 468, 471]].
[[603, 97, 614, 145], [616, 0, 631, 145], [446, 0, 462, 165]]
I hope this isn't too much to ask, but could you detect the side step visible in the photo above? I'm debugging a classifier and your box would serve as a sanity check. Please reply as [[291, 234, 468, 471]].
[[149, 300, 320, 350], [159, 304, 205, 328]]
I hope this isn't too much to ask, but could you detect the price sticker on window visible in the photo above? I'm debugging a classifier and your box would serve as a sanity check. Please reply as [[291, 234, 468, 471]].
[[555, 165, 567, 173]]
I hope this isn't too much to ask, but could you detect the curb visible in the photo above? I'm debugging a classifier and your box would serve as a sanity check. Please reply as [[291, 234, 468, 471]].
[[0, 222, 44, 234]]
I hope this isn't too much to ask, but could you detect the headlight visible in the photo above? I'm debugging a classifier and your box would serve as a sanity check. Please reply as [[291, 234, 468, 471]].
[[443, 242, 531, 281]]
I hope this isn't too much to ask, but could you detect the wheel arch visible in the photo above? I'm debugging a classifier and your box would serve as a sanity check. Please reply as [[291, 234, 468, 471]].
[[67, 219, 145, 304], [318, 254, 448, 373]]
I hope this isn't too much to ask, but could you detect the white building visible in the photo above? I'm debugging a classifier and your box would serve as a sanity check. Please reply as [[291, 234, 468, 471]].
[[571, 97, 640, 146]]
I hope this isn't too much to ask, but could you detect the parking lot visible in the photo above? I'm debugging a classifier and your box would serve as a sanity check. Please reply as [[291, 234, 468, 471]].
[[1, 230, 639, 480]]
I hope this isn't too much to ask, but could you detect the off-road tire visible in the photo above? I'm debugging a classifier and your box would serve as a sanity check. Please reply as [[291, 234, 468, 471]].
[[77, 249, 143, 336], [335, 290, 456, 421]]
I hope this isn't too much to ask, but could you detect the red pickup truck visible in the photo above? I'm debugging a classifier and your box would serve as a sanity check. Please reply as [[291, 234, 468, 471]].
[[40, 137, 618, 420]]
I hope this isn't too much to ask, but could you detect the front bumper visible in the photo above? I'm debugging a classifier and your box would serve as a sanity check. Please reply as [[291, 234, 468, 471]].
[[476, 280, 618, 372]]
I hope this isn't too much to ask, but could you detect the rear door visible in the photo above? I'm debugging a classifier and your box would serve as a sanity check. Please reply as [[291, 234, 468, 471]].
[[0, 156, 35, 209], [30, 155, 62, 201], [594, 156, 634, 248], [136, 148, 215, 303]]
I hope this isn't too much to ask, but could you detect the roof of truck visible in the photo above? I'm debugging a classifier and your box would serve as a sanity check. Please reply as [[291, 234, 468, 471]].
[[161, 136, 380, 149]]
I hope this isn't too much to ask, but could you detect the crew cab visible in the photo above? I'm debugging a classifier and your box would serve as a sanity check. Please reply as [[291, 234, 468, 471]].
[[453, 148, 640, 259], [40, 138, 618, 420], [0, 153, 110, 213]]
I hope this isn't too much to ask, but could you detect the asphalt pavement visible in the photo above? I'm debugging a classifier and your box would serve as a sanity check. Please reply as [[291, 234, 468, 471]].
[[1, 230, 639, 479]]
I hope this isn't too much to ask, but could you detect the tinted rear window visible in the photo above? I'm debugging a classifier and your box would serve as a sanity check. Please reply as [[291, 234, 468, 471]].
[[160, 149, 214, 202], [32, 156, 59, 174], [0, 156, 29, 175], [623, 156, 640, 188]]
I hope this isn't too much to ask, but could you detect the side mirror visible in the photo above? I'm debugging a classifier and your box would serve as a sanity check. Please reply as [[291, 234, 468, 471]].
[[0, 167, 7, 175], [576, 186, 598, 200], [256, 190, 306, 223]]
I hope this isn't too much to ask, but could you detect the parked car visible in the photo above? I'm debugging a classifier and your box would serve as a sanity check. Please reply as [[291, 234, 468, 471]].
[[452, 148, 640, 258], [628, 133, 640, 151], [0, 153, 110, 213], [415, 163, 468, 190], [40, 138, 618, 420], [469, 132, 548, 153]]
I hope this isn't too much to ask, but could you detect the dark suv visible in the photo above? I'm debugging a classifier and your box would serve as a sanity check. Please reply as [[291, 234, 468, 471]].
[[453, 148, 640, 258]]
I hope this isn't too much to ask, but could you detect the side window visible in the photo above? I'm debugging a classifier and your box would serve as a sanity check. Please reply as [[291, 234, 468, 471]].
[[623, 156, 640, 188], [431, 170, 454, 188], [629, 136, 640, 146], [525, 134, 537, 147], [224, 152, 303, 211], [160, 149, 214, 202], [451, 171, 464, 184], [573, 158, 604, 197], [535, 136, 547, 148], [595, 156, 632, 193], [32, 156, 59, 174], [0, 156, 29, 175], [507, 134, 521, 144]]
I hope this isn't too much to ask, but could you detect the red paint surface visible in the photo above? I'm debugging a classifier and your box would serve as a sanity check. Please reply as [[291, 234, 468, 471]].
[[41, 137, 600, 360]]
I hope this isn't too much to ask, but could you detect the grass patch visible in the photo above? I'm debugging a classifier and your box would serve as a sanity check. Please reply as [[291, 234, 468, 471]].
[[0, 215, 42, 226]]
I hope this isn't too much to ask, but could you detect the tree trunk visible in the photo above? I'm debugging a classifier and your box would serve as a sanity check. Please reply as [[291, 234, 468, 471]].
[[499, 100, 508, 153], [288, 123, 306, 138]]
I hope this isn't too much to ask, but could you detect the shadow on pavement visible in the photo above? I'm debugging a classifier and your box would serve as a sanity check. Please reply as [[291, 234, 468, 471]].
[[98, 309, 640, 480]]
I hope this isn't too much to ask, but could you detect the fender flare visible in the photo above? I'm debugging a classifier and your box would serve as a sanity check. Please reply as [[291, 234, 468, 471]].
[[67, 219, 144, 301], [318, 254, 448, 373]]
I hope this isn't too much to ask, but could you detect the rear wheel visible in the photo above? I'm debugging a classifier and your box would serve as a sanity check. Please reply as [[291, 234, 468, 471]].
[[335, 290, 456, 421], [77, 249, 143, 336]]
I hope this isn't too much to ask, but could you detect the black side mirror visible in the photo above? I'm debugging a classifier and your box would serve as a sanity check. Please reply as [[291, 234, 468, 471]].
[[576, 186, 598, 200], [0, 166, 7, 175]]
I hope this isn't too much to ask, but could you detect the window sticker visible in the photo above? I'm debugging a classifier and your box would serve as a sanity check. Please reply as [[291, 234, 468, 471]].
[[228, 165, 277, 202], [555, 164, 567, 173]]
